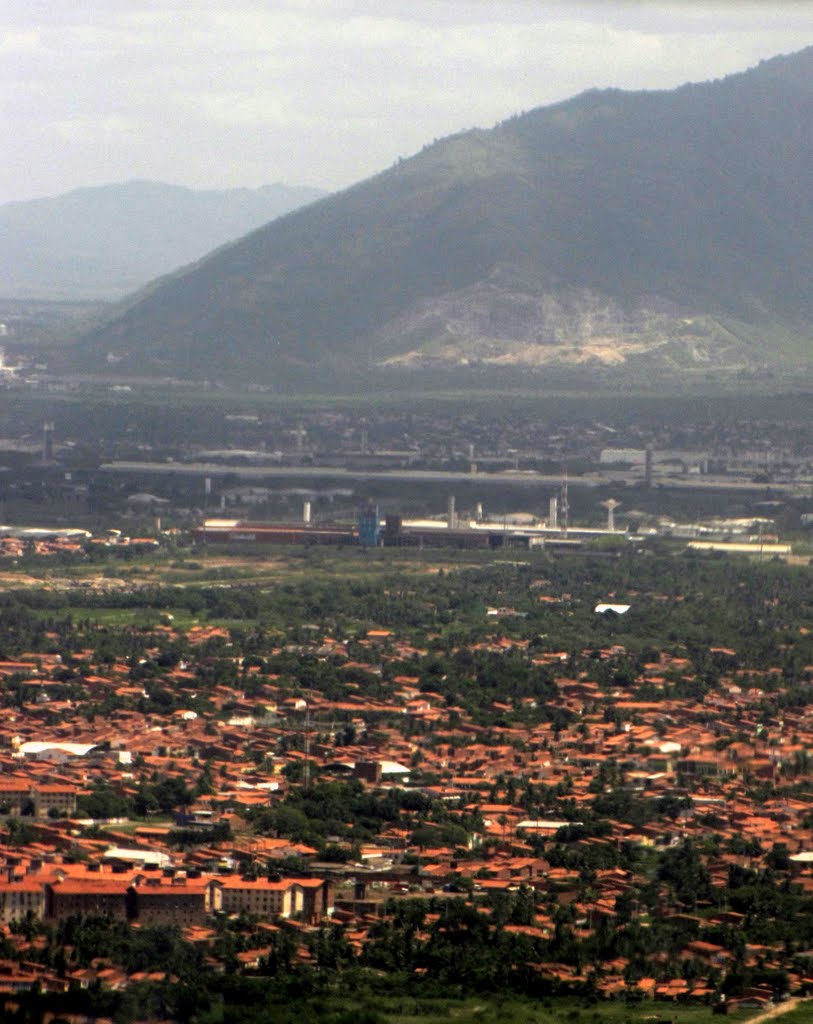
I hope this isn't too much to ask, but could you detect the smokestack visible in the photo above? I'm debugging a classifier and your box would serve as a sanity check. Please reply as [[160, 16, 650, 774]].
[[303, 500, 312, 525], [43, 422, 54, 462], [548, 496, 558, 530], [447, 496, 456, 529]]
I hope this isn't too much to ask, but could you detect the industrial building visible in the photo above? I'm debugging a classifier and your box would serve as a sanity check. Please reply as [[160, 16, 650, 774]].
[[191, 520, 356, 546], [191, 515, 611, 551], [190, 499, 788, 556]]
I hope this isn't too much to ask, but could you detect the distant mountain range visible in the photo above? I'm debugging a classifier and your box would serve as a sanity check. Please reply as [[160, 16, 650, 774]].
[[67, 48, 813, 385], [0, 181, 326, 300]]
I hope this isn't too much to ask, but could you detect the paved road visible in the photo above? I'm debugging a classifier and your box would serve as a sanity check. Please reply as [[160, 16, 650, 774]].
[[100, 460, 808, 494], [744, 997, 809, 1023]]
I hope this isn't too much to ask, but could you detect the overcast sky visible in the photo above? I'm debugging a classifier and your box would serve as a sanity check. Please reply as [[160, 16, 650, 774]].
[[3, 1, 813, 204]]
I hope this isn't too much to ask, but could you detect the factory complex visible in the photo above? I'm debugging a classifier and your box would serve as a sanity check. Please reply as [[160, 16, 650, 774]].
[[191, 499, 789, 556], [191, 489, 621, 551], [190, 516, 599, 550]]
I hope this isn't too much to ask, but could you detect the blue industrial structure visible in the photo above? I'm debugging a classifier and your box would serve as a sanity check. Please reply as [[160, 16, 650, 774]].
[[357, 504, 381, 547]]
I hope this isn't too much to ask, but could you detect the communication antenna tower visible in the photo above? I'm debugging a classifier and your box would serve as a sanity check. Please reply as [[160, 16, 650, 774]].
[[303, 693, 311, 788]]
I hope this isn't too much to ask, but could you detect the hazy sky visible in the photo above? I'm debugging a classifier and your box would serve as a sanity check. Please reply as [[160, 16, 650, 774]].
[[3, 1, 813, 203]]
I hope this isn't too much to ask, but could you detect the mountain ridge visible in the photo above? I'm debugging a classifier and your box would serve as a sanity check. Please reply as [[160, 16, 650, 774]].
[[69, 46, 813, 384], [0, 180, 326, 301]]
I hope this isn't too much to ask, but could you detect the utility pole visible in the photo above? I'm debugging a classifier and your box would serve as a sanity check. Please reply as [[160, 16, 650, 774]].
[[304, 692, 311, 788]]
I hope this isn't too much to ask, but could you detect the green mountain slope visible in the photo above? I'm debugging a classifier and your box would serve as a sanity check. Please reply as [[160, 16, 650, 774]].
[[0, 181, 325, 300], [73, 48, 813, 383]]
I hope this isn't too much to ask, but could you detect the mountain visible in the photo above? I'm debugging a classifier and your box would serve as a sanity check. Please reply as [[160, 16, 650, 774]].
[[72, 48, 813, 385], [0, 181, 326, 300]]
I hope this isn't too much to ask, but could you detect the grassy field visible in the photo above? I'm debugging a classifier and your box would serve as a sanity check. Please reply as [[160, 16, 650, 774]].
[[0, 545, 491, 594], [323, 994, 764, 1024], [764, 1009, 813, 1024], [0, 546, 498, 638]]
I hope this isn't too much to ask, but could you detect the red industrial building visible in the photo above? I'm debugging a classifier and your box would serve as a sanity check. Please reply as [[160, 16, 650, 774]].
[[191, 520, 356, 545]]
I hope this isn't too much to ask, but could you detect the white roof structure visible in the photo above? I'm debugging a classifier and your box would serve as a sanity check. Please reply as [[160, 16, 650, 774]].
[[687, 541, 791, 554], [323, 759, 410, 776], [18, 741, 98, 758], [103, 847, 171, 868], [518, 820, 583, 830], [594, 603, 631, 615]]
